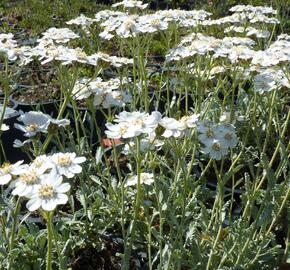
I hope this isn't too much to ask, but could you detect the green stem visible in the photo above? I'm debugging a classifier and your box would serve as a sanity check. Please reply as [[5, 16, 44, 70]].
[[123, 136, 142, 269], [46, 211, 53, 270], [7, 197, 21, 270]]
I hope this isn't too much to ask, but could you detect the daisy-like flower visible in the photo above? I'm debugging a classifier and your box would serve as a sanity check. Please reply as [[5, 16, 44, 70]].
[[105, 122, 142, 139], [72, 78, 92, 100], [125, 173, 154, 187], [160, 117, 186, 138], [12, 166, 43, 197], [216, 124, 238, 149], [14, 111, 70, 137], [179, 114, 200, 129], [26, 173, 70, 212], [39, 27, 79, 44], [30, 155, 53, 174], [14, 111, 51, 137], [197, 121, 218, 145], [51, 152, 86, 178], [0, 161, 28, 186], [202, 139, 229, 160]]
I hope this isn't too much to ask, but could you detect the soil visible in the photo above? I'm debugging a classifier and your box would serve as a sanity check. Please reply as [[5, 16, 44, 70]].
[[12, 84, 60, 104], [71, 243, 121, 270]]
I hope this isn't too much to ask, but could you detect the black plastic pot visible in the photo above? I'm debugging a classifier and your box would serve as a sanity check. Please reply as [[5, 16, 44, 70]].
[[10, 91, 60, 117], [0, 101, 30, 163]]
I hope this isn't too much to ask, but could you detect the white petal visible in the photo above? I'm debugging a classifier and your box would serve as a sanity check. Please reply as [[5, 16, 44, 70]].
[[42, 199, 57, 211], [69, 164, 82, 174], [55, 193, 68, 204], [56, 183, 70, 193], [0, 174, 11, 185], [27, 198, 42, 211], [74, 157, 86, 164]]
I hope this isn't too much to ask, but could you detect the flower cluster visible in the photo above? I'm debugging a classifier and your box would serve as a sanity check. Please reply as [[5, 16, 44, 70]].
[[14, 111, 70, 137], [105, 111, 238, 160], [0, 153, 85, 211], [98, 8, 211, 39], [72, 77, 132, 108], [198, 121, 238, 160]]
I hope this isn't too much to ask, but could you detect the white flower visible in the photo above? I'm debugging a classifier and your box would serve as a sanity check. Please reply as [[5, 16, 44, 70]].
[[112, 0, 148, 9], [12, 166, 43, 197], [72, 78, 92, 100], [115, 111, 162, 134], [197, 121, 218, 145], [26, 173, 70, 211], [105, 122, 142, 139], [39, 27, 79, 44], [202, 139, 229, 160], [30, 155, 53, 174], [125, 173, 154, 187], [179, 114, 200, 129], [51, 152, 86, 178], [0, 161, 28, 185], [14, 111, 51, 137], [66, 14, 94, 27], [14, 111, 70, 137], [216, 124, 238, 149], [160, 117, 185, 138]]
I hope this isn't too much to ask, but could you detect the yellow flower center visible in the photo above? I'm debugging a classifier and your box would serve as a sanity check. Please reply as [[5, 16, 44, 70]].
[[206, 129, 215, 138], [1, 162, 11, 174], [119, 126, 128, 135], [57, 156, 72, 167], [20, 170, 38, 184], [212, 142, 221, 151], [225, 133, 233, 141], [26, 123, 39, 132], [150, 19, 161, 28], [38, 184, 54, 199]]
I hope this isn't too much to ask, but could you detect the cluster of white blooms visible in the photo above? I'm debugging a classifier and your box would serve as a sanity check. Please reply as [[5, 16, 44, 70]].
[[66, 14, 95, 35], [159, 114, 199, 138], [72, 77, 132, 108], [105, 111, 162, 139], [251, 37, 290, 68], [253, 68, 290, 93], [112, 0, 148, 9], [14, 111, 70, 137], [86, 52, 133, 67], [166, 33, 255, 63], [224, 26, 270, 39], [229, 5, 277, 14], [105, 111, 238, 160], [99, 9, 211, 39], [202, 5, 279, 26], [198, 121, 238, 160], [0, 153, 85, 211], [0, 33, 18, 60], [125, 172, 154, 187], [38, 27, 80, 44]]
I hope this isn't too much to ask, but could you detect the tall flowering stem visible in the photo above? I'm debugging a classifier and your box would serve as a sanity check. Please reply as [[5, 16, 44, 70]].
[[7, 197, 21, 270], [123, 136, 142, 268], [46, 211, 54, 270]]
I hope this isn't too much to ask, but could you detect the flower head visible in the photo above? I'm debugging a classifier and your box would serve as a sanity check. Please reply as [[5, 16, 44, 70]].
[[26, 173, 70, 211], [51, 152, 86, 178]]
